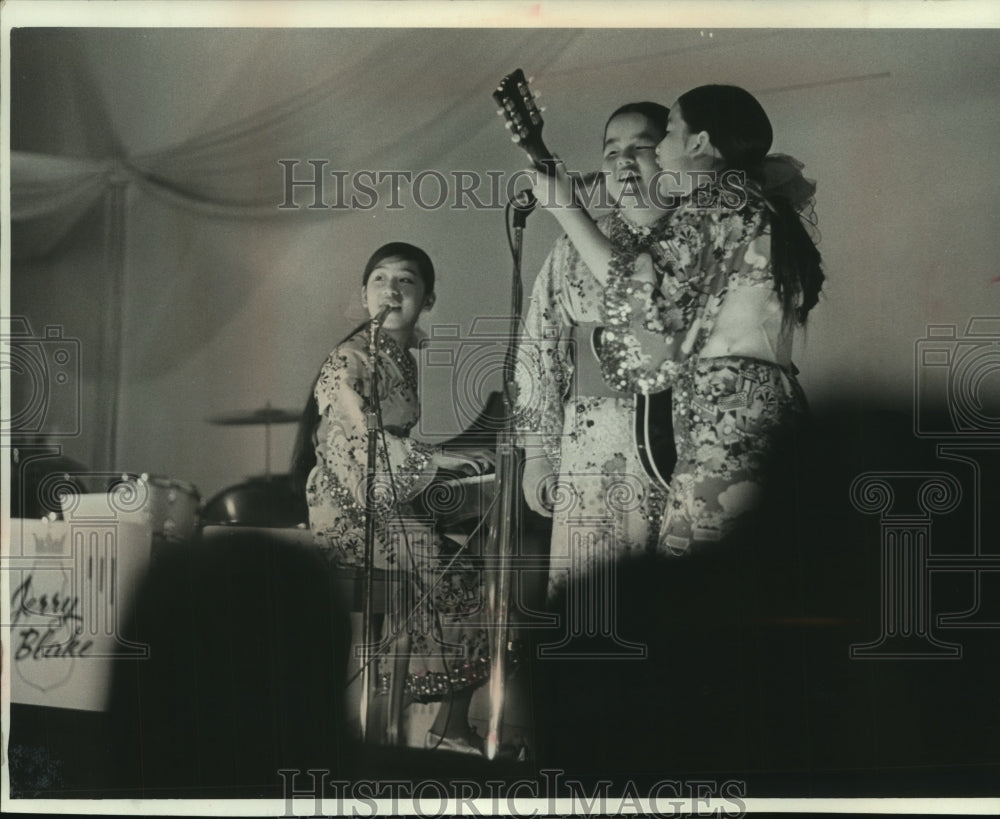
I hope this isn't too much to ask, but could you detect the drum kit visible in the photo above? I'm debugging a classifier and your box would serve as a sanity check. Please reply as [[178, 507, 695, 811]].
[[205, 402, 302, 480], [199, 402, 306, 528], [43, 398, 525, 753], [45, 403, 306, 536]]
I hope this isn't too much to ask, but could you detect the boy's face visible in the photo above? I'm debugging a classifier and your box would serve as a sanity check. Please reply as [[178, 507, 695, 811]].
[[602, 112, 664, 207]]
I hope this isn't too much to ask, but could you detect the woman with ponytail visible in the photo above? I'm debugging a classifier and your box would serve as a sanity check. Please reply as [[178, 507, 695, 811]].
[[528, 85, 824, 555]]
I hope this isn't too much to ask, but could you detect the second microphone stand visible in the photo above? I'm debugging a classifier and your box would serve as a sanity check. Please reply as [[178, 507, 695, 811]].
[[484, 193, 534, 760], [360, 309, 388, 743]]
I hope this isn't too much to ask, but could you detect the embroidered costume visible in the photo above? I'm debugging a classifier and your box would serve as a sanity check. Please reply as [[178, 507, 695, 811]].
[[599, 182, 808, 553], [306, 330, 489, 698], [514, 212, 671, 597]]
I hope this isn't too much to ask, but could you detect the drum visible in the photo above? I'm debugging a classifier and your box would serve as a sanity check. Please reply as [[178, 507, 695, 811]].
[[107, 473, 201, 542], [199, 474, 308, 529]]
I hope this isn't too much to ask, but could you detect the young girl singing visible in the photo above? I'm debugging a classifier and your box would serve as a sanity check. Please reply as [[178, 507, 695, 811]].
[[292, 241, 494, 753]]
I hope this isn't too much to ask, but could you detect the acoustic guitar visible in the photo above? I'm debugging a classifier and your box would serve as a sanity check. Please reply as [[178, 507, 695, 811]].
[[493, 68, 677, 490]]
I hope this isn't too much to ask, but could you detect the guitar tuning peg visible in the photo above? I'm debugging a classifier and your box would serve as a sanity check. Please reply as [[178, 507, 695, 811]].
[[496, 108, 505, 116], [527, 76, 534, 83], [504, 121, 513, 130], [510, 135, 521, 143], [539, 106, 547, 113], [532, 90, 542, 99]]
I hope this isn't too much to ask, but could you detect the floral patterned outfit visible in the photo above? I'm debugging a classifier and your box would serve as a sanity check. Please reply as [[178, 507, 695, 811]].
[[514, 212, 672, 598], [306, 330, 489, 699], [600, 182, 808, 554]]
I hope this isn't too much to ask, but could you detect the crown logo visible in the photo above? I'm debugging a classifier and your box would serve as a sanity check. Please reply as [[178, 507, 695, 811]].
[[32, 530, 68, 555]]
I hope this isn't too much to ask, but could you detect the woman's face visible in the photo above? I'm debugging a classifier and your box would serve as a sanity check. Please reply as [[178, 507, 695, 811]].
[[361, 256, 433, 332], [601, 112, 663, 207], [654, 102, 695, 174]]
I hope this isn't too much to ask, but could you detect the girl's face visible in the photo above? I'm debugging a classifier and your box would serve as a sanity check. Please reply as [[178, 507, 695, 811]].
[[361, 256, 434, 333], [601, 112, 663, 207], [654, 103, 696, 174]]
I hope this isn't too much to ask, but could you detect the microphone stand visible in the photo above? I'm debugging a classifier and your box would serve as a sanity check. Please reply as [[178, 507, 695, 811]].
[[485, 192, 534, 759], [360, 306, 391, 743]]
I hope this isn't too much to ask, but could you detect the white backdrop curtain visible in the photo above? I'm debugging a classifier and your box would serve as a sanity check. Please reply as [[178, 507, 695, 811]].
[[9, 27, 581, 489], [9, 27, 1000, 498]]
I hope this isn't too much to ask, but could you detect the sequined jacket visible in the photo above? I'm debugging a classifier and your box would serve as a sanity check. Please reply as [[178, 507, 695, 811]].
[[306, 330, 438, 568]]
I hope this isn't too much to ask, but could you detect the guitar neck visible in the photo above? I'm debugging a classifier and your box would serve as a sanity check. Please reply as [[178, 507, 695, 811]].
[[494, 68, 558, 176], [529, 145, 558, 176]]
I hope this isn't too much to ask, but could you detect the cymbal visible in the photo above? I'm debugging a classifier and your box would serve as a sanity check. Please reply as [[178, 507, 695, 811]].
[[208, 406, 302, 426]]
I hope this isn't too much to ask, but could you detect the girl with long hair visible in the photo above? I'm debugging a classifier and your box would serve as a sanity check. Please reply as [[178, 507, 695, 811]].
[[530, 85, 824, 554]]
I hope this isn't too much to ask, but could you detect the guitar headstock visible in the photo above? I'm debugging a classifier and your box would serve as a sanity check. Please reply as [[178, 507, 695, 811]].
[[493, 68, 556, 174]]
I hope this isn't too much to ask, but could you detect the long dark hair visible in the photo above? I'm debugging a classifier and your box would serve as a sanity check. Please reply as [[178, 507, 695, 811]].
[[677, 85, 823, 324], [289, 242, 436, 497]]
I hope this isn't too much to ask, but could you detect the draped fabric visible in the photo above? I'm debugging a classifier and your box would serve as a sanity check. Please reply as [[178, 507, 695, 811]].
[[10, 152, 113, 259], [12, 29, 582, 223], [11, 26, 994, 500], [8, 27, 582, 487]]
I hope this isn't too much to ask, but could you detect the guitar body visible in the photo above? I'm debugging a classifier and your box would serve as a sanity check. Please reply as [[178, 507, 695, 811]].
[[581, 325, 676, 491], [494, 68, 678, 491], [634, 389, 677, 491]]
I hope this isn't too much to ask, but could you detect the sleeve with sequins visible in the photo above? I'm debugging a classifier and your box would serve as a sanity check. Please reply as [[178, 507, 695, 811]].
[[722, 219, 773, 289], [313, 344, 437, 514], [598, 203, 770, 394], [512, 236, 576, 469]]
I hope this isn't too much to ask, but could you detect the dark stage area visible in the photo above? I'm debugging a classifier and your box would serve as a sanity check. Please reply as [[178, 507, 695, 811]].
[[8, 406, 999, 801]]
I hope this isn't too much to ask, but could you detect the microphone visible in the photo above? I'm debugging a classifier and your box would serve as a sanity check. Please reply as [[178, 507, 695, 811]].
[[371, 304, 394, 325], [369, 303, 394, 354], [509, 170, 603, 211], [510, 188, 537, 212]]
